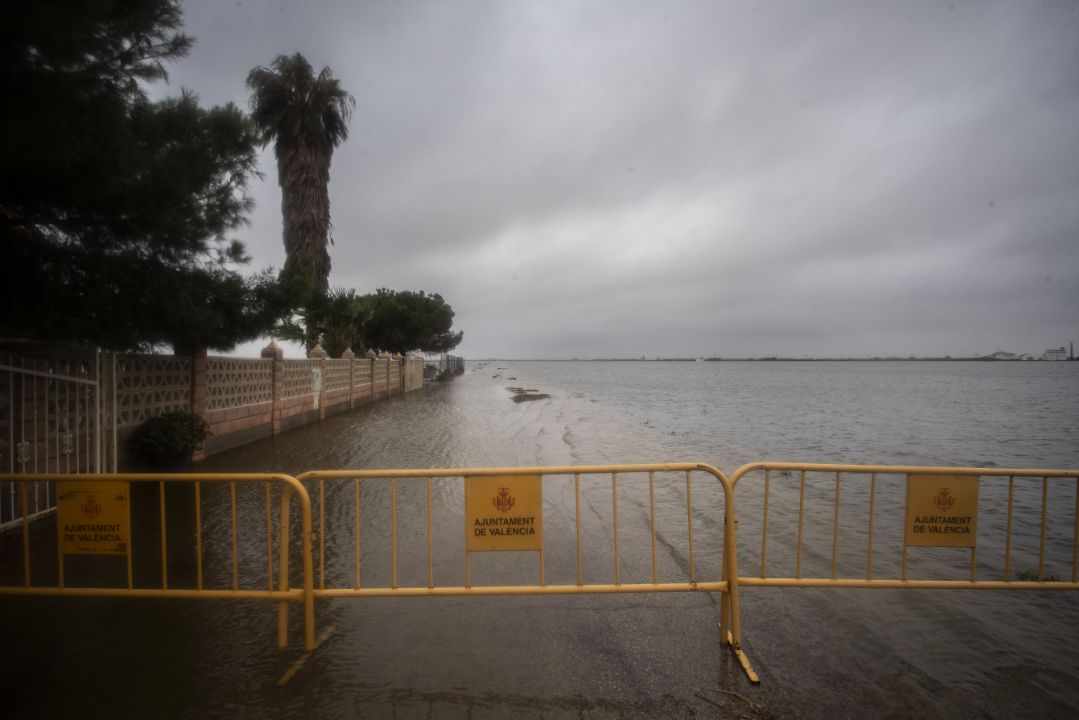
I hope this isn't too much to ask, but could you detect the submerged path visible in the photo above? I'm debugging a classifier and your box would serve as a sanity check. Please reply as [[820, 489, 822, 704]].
[[3, 366, 1079, 718]]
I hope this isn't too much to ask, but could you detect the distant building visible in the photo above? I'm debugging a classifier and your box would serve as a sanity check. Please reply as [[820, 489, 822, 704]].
[[1043, 347, 1067, 361]]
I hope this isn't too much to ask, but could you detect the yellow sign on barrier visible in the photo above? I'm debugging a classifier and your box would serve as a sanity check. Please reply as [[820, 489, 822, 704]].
[[905, 474, 979, 548], [465, 474, 543, 551], [57, 481, 130, 555]]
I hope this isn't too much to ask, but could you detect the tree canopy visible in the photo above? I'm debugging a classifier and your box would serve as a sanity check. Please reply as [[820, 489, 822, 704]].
[[274, 288, 463, 357], [364, 289, 463, 355], [1, 0, 285, 352]]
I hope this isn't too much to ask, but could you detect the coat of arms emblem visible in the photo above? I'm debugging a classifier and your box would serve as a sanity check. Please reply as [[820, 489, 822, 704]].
[[80, 494, 102, 519], [492, 487, 515, 512], [933, 487, 956, 512]]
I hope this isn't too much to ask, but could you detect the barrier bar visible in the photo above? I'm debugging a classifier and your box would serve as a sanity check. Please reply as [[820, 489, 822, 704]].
[[796, 471, 806, 579], [760, 469, 770, 578], [319, 478, 326, 591], [314, 581, 730, 598], [426, 476, 434, 589], [649, 471, 657, 584], [0, 587, 304, 600], [686, 471, 696, 583], [21, 488, 30, 587], [574, 473, 582, 586], [1073, 477, 1078, 584], [126, 482, 134, 590], [831, 472, 840, 581], [391, 478, 398, 590], [1039, 477, 1048, 582], [611, 472, 620, 586], [32, 373, 38, 473], [866, 472, 877, 580], [737, 578, 1079, 590], [354, 478, 361, 589], [265, 484, 274, 591], [277, 487, 291, 649], [230, 481, 238, 591], [160, 481, 168, 590], [1004, 476, 1015, 581], [195, 482, 203, 591]]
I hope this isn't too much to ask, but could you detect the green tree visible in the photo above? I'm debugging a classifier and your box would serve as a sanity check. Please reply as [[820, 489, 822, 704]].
[[363, 289, 464, 355], [246, 53, 355, 347], [1, 0, 284, 351], [274, 288, 463, 357]]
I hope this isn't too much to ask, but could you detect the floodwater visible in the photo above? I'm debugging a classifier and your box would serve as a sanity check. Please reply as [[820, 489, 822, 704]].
[[3, 360, 1079, 718]]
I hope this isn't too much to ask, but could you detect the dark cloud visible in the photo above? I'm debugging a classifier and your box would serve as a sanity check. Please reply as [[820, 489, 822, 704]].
[[165, 0, 1079, 358]]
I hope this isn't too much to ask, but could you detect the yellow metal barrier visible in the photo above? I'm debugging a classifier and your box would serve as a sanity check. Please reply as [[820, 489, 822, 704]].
[[8, 462, 1079, 687], [297, 464, 757, 681], [728, 462, 1079, 591], [0, 473, 316, 652]]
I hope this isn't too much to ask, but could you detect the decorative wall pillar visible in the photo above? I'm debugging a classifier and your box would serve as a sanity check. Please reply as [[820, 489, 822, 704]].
[[341, 347, 356, 409], [365, 349, 377, 401], [262, 340, 284, 435], [190, 347, 208, 461], [308, 343, 328, 420]]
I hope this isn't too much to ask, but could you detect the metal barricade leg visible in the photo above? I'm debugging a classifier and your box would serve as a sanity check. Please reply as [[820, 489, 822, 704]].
[[278, 487, 291, 650]]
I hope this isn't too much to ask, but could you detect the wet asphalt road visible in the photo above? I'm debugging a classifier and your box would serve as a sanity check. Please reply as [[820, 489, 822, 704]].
[[6, 584, 1078, 719]]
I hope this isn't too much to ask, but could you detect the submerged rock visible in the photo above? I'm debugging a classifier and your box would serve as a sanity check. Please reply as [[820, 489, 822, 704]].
[[507, 386, 550, 403], [512, 393, 551, 403]]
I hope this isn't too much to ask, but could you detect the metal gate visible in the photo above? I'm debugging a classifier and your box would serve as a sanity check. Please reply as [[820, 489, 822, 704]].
[[0, 356, 108, 530]]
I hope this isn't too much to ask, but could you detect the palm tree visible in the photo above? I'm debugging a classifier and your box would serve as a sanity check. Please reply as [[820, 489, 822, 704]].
[[247, 53, 354, 345], [273, 287, 370, 357]]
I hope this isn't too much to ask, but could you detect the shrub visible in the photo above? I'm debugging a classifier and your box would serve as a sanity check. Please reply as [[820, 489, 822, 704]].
[[128, 411, 210, 463]]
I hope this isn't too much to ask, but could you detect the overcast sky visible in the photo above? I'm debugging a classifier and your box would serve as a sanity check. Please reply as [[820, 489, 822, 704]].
[[161, 0, 1078, 359]]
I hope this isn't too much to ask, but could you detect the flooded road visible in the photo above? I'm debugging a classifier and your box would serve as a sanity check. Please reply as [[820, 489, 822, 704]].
[[4, 362, 1079, 718]]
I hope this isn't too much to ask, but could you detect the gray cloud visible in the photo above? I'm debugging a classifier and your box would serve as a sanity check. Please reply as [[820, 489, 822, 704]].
[[165, 0, 1079, 358]]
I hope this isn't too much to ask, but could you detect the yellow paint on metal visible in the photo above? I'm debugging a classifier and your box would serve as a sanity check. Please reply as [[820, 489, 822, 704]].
[[21, 487, 31, 586], [729, 461, 1079, 593], [56, 480, 129, 555], [721, 628, 760, 684], [0, 586, 304, 599], [465, 474, 543, 552], [9, 461, 1079, 689], [905, 474, 978, 548], [611, 473, 621, 584], [300, 463, 748, 677], [7, 472, 317, 654], [277, 625, 336, 686], [737, 577, 1079, 590], [159, 481, 168, 589], [312, 581, 730, 597]]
